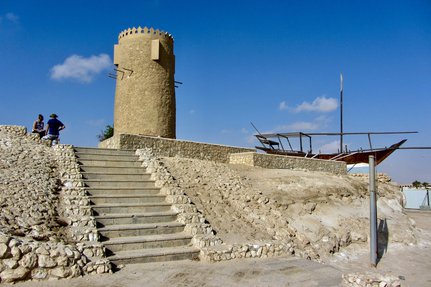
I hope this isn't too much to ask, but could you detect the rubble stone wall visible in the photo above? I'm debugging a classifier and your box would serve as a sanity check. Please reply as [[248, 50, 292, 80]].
[[0, 125, 28, 136], [101, 134, 255, 163], [229, 152, 347, 175], [0, 126, 110, 284]]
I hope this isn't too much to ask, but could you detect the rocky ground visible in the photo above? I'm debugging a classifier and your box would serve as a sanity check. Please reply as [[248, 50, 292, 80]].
[[0, 130, 62, 241], [161, 157, 419, 261], [0, 127, 108, 284]]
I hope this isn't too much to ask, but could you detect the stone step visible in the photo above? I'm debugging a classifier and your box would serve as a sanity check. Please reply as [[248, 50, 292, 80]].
[[89, 194, 166, 204], [77, 159, 143, 168], [86, 187, 161, 196], [98, 222, 185, 238], [74, 147, 136, 156], [103, 233, 193, 252], [107, 246, 200, 265], [81, 172, 151, 181], [84, 180, 156, 188], [76, 153, 139, 162], [92, 203, 172, 215], [80, 166, 147, 174], [94, 212, 178, 226], [74, 146, 200, 266]]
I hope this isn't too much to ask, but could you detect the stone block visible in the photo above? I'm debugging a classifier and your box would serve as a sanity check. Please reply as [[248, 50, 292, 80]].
[[0, 243, 10, 259], [0, 266, 30, 283], [38, 254, 57, 268], [19, 253, 37, 269]]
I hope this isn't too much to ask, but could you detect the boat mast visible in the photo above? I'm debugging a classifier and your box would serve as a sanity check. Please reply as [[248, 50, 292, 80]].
[[340, 73, 344, 153]]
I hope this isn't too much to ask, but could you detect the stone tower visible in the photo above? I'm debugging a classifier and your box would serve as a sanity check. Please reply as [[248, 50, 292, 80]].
[[113, 26, 176, 138]]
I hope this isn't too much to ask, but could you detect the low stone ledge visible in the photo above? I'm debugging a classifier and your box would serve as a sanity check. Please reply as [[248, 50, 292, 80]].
[[229, 152, 347, 175], [200, 241, 295, 262], [0, 125, 27, 136], [102, 134, 255, 163], [342, 272, 402, 287], [0, 233, 108, 283]]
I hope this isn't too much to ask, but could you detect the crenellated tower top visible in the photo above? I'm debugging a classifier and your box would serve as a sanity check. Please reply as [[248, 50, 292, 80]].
[[118, 26, 174, 43]]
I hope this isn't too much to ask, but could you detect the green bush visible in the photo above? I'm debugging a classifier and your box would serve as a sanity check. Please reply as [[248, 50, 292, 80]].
[[97, 125, 114, 141]]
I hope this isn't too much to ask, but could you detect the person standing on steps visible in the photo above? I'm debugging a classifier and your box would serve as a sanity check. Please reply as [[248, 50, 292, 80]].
[[42, 113, 65, 145], [32, 114, 45, 138]]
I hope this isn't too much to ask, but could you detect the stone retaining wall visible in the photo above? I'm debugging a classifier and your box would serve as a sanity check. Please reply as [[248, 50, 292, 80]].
[[101, 134, 346, 174], [230, 152, 347, 175], [100, 134, 255, 163], [135, 149, 221, 247], [51, 144, 110, 274], [53, 145, 99, 242], [0, 125, 28, 136]]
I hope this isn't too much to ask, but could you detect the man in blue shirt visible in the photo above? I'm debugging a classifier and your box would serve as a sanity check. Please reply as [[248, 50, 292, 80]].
[[42, 114, 65, 145]]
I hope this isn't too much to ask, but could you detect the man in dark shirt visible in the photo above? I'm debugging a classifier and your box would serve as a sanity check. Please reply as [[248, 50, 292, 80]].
[[42, 114, 65, 144]]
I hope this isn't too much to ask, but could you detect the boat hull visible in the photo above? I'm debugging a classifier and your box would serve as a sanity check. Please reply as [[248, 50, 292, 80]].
[[257, 139, 407, 166]]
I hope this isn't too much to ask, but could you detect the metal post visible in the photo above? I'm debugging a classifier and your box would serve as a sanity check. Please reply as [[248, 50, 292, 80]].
[[299, 133, 303, 153], [369, 155, 378, 267], [340, 74, 344, 153], [427, 189, 430, 208]]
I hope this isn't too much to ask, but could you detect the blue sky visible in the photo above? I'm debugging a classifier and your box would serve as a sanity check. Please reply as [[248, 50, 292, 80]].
[[1, 0, 430, 184]]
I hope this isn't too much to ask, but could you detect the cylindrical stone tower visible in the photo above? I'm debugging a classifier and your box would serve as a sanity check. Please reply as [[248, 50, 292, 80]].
[[113, 26, 176, 138]]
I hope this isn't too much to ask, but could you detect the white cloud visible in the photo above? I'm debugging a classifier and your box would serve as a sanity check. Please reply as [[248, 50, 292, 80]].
[[279, 101, 288, 111], [275, 121, 321, 131], [50, 54, 112, 83], [0, 12, 19, 24], [246, 135, 256, 144], [293, 96, 338, 113], [317, 140, 341, 153], [5, 13, 19, 23], [272, 115, 332, 132]]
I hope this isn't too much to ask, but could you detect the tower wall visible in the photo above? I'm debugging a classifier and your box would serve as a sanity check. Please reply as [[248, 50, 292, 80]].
[[113, 27, 176, 138]]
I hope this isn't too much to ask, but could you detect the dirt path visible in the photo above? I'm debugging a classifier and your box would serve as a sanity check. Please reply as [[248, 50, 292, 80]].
[[14, 256, 343, 287]]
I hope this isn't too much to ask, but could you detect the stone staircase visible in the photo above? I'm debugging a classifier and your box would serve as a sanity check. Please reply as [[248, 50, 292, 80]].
[[74, 147, 200, 266]]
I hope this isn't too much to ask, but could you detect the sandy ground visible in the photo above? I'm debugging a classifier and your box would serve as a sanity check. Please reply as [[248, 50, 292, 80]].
[[328, 209, 431, 286], [12, 209, 431, 287]]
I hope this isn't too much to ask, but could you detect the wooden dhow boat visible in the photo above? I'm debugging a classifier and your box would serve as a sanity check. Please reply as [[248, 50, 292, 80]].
[[254, 131, 413, 165]]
